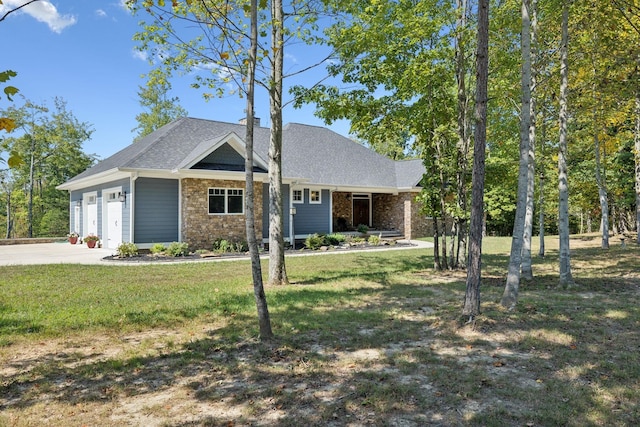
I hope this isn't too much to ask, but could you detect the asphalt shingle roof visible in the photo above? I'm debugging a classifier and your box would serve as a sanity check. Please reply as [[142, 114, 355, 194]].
[[64, 117, 424, 190]]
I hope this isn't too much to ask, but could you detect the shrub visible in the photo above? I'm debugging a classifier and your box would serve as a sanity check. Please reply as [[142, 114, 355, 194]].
[[213, 239, 232, 253], [304, 233, 325, 250], [150, 243, 166, 255], [347, 235, 366, 244], [368, 234, 382, 246], [234, 241, 248, 253], [325, 233, 346, 246], [116, 242, 139, 258], [166, 241, 189, 257], [357, 224, 369, 234]]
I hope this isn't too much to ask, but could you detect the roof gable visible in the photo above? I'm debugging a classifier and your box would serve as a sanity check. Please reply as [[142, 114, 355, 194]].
[[174, 132, 268, 172], [60, 118, 425, 192]]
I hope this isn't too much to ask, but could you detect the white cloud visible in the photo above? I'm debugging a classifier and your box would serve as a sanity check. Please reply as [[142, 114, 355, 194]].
[[131, 49, 148, 62], [0, 0, 76, 33], [95, 9, 107, 18]]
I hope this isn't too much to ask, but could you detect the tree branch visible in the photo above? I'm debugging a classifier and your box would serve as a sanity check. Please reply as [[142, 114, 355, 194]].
[[0, 0, 41, 23]]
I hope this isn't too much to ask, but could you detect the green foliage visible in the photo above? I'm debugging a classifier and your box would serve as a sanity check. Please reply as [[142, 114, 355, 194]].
[[39, 209, 68, 237], [347, 235, 366, 244], [150, 243, 166, 254], [212, 238, 248, 254], [357, 224, 369, 234], [116, 242, 139, 258], [128, 0, 322, 101], [132, 70, 188, 141], [325, 233, 346, 246], [0, 98, 94, 238], [367, 234, 382, 246], [304, 233, 325, 250], [0, 70, 19, 102], [166, 241, 189, 257]]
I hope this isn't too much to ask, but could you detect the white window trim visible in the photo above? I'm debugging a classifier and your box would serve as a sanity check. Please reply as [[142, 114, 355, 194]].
[[309, 189, 322, 204], [292, 189, 304, 204], [208, 187, 244, 215]]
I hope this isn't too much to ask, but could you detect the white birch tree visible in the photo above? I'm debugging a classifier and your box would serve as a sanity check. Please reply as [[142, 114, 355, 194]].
[[558, 0, 573, 287], [501, 0, 532, 310]]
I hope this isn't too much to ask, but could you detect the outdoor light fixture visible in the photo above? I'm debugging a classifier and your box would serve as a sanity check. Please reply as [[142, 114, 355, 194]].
[[118, 191, 126, 202], [76, 200, 82, 207]]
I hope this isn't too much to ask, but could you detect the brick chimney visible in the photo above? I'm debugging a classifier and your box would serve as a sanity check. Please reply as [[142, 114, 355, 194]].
[[238, 117, 261, 127]]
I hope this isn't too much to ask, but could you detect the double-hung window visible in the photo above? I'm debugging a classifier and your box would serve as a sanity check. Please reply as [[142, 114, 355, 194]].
[[292, 189, 303, 204], [310, 190, 321, 204], [209, 188, 244, 214]]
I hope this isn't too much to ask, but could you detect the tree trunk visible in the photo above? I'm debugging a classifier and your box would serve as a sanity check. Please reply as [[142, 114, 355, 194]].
[[538, 106, 546, 257], [267, 0, 289, 286], [463, 0, 489, 319], [5, 193, 12, 239], [437, 137, 449, 270], [593, 92, 610, 248], [455, 0, 469, 269], [635, 94, 640, 245], [521, 0, 537, 280], [433, 216, 441, 270], [245, 0, 272, 341], [28, 148, 35, 238], [558, 2, 573, 287], [501, 0, 532, 310]]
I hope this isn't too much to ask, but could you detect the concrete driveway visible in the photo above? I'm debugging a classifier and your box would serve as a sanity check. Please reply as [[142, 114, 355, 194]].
[[0, 242, 115, 266]]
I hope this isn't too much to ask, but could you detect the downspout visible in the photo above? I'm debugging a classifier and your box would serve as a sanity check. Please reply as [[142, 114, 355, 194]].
[[178, 177, 182, 242], [330, 188, 336, 234], [130, 173, 138, 243], [289, 181, 297, 245]]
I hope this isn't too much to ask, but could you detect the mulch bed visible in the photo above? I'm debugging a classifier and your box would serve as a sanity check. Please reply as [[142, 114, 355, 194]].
[[103, 240, 417, 263]]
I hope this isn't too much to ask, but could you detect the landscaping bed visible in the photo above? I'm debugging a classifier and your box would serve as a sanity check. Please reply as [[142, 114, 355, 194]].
[[102, 238, 417, 263]]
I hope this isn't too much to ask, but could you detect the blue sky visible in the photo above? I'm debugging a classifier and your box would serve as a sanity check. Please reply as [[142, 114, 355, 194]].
[[1, 0, 349, 160]]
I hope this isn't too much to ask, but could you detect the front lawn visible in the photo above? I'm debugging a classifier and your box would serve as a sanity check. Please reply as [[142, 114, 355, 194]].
[[1, 235, 638, 426]]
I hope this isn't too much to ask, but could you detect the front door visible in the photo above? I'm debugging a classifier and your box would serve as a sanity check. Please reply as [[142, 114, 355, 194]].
[[353, 197, 370, 227], [106, 199, 122, 249]]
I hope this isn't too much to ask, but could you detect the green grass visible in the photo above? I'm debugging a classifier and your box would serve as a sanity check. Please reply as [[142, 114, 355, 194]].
[[1, 235, 639, 426], [0, 249, 433, 341]]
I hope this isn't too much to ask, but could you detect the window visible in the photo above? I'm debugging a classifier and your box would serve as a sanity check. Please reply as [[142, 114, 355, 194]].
[[209, 188, 244, 214], [310, 190, 321, 204], [292, 189, 303, 204]]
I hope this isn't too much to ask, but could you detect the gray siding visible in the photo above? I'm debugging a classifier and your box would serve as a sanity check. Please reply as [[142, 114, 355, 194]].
[[293, 189, 331, 235], [262, 183, 291, 238], [134, 178, 179, 243], [200, 142, 244, 166]]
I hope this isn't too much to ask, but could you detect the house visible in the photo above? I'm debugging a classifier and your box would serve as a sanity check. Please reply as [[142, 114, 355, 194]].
[[57, 117, 429, 250]]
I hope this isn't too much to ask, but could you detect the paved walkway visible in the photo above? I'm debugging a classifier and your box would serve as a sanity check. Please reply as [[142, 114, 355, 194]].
[[0, 239, 432, 266]]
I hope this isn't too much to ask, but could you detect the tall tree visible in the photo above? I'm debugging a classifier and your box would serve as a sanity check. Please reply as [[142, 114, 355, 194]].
[[1, 98, 93, 237], [244, 0, 273, 340], [636, 95, 640, 244], [132, 72, 187, 140], [557, 1, 573, 287], [501, 0, 533, 310], [130, 0, 325, 287], [453, 0, 471, 269], [294, 0, 470, 267], [520, 0, 537, 280], [267, 0, 289, 286], [462, 0, 489, 319]]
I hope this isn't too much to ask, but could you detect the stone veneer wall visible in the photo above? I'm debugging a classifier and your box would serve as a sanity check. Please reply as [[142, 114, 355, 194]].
[[332, 192, 353, 231], [181, 178, 263, 250], [372, 192, 431, 239]]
